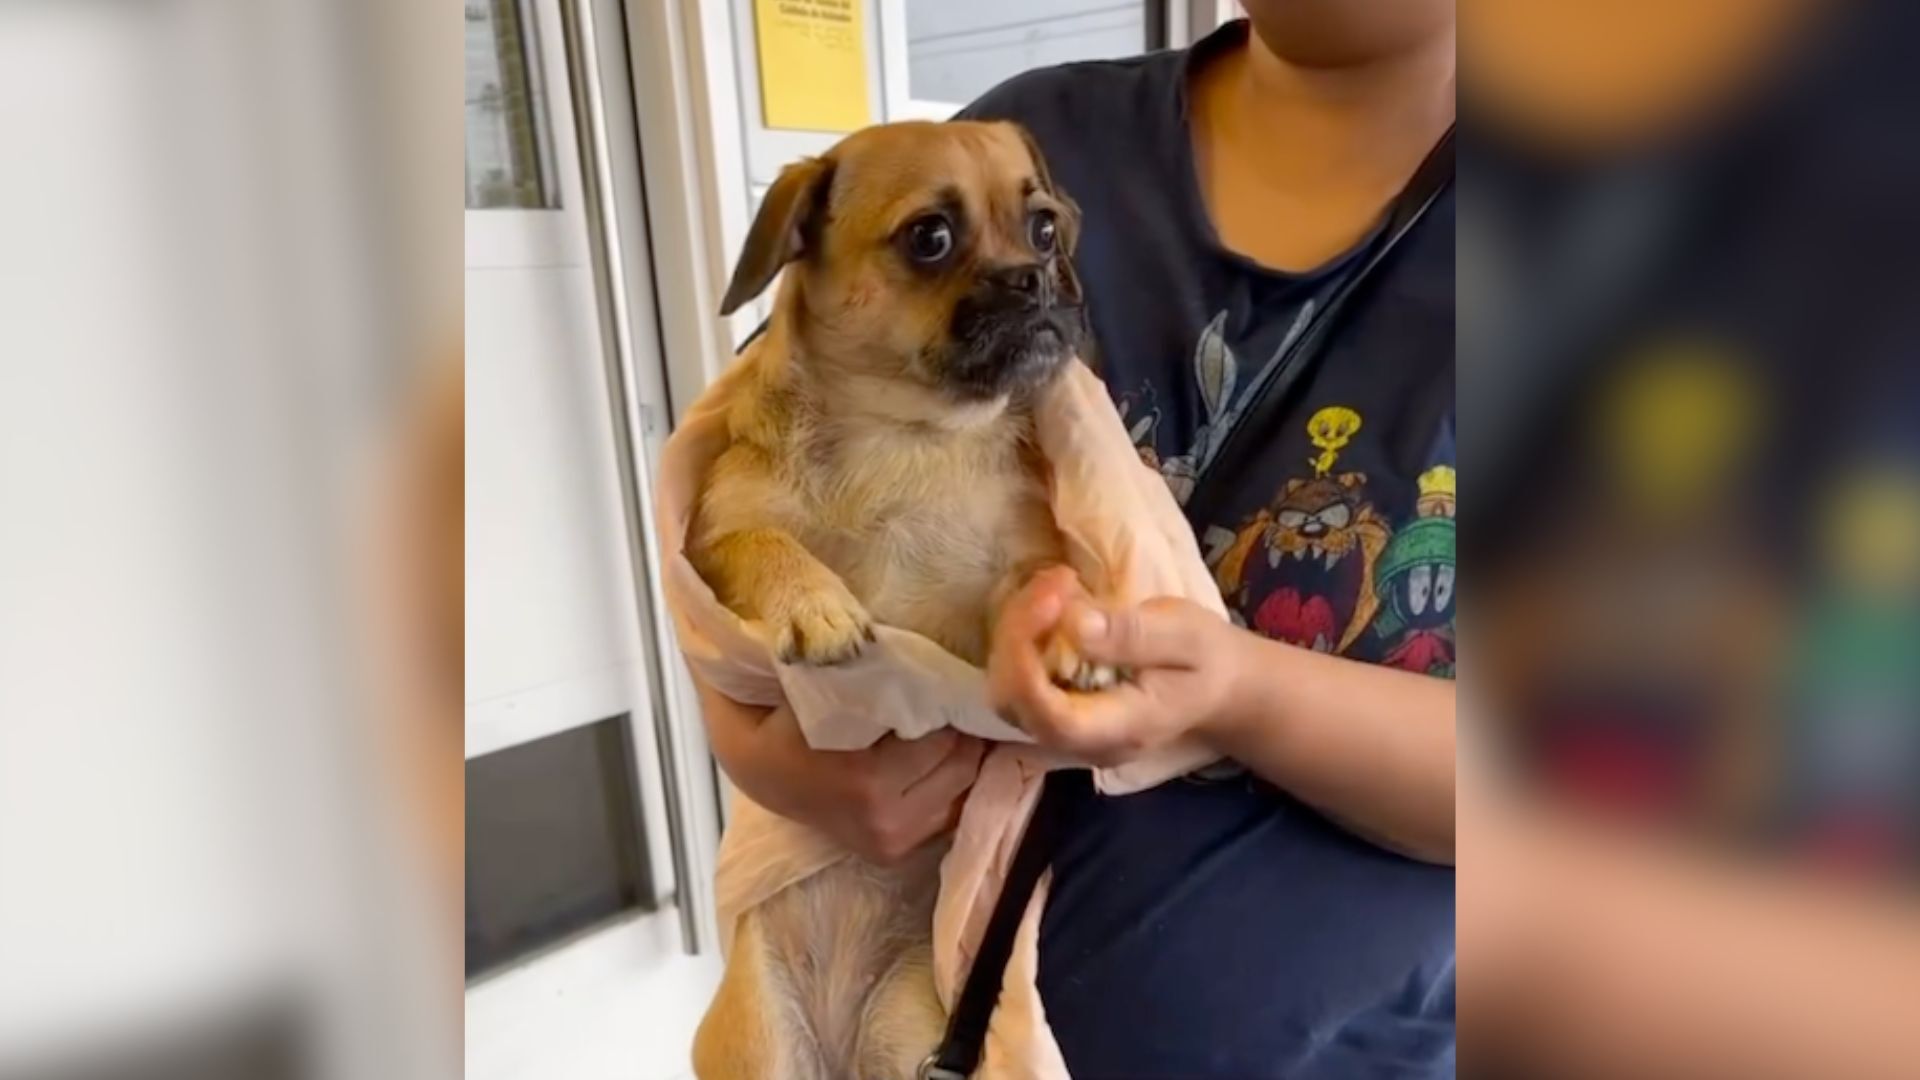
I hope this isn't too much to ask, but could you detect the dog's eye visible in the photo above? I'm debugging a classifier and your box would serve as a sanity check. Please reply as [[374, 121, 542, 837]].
[[904, 216, 954, 263], [1028, 210, 1058, 255]]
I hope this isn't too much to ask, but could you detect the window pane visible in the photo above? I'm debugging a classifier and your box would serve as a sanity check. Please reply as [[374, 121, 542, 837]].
[[465, 717, 654, 977], [905, 1, 1150, 106], [465, 0, 558, 210]]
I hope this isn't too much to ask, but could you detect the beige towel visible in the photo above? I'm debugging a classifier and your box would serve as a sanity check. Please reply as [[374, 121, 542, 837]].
[[656, 351, 1226, 1078]]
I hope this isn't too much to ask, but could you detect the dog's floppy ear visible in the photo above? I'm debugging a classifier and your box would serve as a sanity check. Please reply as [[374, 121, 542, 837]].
[[719, 156, 835, 316]]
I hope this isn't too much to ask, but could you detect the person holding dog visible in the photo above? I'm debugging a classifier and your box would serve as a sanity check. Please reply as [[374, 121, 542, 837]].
[[695, 3, 1457, 1076]]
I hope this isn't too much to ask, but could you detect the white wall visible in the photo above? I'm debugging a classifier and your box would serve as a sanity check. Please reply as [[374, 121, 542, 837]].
[[462, 270, 656, 757]]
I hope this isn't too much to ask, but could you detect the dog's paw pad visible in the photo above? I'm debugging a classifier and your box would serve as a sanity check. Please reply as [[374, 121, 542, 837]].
[[773, 592, 873, 667]]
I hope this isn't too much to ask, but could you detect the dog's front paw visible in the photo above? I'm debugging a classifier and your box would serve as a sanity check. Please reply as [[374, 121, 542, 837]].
[[1042, 632, 1122, 692], [770, 585, 874, 666]]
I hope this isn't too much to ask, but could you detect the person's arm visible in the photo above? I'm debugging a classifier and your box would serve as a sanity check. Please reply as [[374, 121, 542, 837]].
[[1461, 793, 1920, 1079], [692, 673, 986, 864], [1207, 628, 1455, 862], [987, 568, 1455, 862]]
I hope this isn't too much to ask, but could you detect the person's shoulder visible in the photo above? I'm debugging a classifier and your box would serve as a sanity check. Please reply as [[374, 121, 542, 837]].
[[956, 50, 1182, 134]]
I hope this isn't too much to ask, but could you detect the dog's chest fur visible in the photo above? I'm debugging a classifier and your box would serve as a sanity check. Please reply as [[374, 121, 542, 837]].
[[788, 408, 1060, 665]]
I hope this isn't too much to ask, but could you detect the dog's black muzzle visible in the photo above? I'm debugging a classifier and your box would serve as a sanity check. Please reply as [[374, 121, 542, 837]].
[[943, 262, 1086, 401]]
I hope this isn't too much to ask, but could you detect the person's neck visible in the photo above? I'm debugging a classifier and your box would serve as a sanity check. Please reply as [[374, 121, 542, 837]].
[[1219, 24, 1456, 191]]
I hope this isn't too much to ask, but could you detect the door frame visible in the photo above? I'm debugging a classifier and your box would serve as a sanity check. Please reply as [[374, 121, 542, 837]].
[[462, 0, 725, 979]]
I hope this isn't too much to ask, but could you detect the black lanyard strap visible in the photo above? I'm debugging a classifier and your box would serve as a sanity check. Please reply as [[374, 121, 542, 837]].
[[918, 769, 1092, 1080]]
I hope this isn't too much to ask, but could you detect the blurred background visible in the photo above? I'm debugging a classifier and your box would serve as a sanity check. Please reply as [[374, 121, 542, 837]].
[[1463, 0, 1920, 1075], [0, 0, 458, 1076]]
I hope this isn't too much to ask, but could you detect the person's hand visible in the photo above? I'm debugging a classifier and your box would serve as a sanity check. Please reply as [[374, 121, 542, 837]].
[[693, 675, 986, 864], [986, 567, 1251, 767]]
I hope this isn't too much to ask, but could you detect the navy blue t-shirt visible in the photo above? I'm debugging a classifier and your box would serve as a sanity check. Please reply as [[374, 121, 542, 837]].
[[963, 21, 1456, 1079]]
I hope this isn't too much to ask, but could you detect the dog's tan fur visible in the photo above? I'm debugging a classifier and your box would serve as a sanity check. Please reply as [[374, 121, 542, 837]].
[[687, 121, 1096, 1079]]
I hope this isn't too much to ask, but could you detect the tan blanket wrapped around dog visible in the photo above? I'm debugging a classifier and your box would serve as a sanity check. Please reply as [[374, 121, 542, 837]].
[[656, 356, 1226, 1078]]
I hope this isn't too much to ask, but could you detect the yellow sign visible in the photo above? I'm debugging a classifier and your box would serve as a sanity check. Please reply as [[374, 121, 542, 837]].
[[752, 0, 872, 133]]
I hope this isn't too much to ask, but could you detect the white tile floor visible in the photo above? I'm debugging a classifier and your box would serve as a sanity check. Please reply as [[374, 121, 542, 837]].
[[466, 907, 723, 1080]]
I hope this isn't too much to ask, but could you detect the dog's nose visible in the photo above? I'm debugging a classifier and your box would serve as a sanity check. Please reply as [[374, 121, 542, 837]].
[[992, 264, 1047, 302]]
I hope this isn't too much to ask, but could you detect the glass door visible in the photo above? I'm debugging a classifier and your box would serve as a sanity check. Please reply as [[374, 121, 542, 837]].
[[463, 0, 722, 1075], [876, 0, 1172, 120]]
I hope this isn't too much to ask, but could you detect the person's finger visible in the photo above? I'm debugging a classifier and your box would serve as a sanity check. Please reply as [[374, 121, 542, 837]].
[[987, 575, 1069, 712], [991, 652, 1110, 755], [867, 727, 961, 787], [996, 567, 1075, 645], [894, 734, 990, 845], [1066, 596, 1205, 669], [995, 666, 1168, 768], [1042, 685, 1164, 765], [903, 733, 985, 800], [988, 622, 1077, 737]]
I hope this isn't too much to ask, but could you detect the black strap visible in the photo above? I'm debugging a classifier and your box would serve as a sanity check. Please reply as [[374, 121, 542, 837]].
[[1182, 127, 1456, 530], [919, 769, 1092, 1080]]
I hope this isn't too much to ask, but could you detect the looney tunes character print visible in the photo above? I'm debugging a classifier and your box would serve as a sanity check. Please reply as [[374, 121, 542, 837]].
[[1214, 406, 1391, 654], [1144, 305, 1318, 505], [1372, 466, 1457, 676], [1114, 385, 1165, 471]]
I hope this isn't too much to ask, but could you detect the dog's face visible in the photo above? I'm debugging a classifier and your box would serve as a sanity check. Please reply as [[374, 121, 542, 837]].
[[720, 121, 1086, 406]]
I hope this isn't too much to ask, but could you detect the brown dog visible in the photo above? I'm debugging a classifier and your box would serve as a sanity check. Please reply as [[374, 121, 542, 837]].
[[687, 120, 1103, 1079]]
